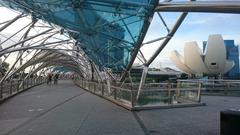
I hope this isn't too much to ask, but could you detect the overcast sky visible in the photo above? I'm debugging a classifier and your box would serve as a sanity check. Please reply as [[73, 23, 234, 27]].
[[1, 5, 240, 70]]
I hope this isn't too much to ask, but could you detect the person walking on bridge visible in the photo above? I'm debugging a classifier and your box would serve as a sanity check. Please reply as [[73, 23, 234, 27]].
[[47, 73, 52, 85], [54, 73, 59, 84]]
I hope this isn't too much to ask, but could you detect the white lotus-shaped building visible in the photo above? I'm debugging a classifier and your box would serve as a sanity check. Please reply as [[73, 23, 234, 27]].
[[170, 35, 235, 75]]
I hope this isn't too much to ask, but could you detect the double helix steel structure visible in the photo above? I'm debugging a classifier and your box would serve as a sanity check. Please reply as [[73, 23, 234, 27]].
[[0, 0, 240, 104]]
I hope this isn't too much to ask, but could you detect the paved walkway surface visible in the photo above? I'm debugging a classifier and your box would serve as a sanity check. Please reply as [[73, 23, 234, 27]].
[[0, 80, 240, 135]]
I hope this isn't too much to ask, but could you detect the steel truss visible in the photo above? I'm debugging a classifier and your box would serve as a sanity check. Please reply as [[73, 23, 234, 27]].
[[0, 0, 240, 101], [125, 0, 240, 100], [0, 13, 98, 85]]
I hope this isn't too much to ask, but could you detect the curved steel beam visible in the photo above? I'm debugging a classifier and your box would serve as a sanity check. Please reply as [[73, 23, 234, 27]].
[[156, 1, 240, 14], [4, 49, 90, 80], [0, 13, 25, 32]]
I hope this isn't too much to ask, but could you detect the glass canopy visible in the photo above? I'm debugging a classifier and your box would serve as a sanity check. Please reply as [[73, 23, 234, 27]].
[[0, 0, 158, 71]]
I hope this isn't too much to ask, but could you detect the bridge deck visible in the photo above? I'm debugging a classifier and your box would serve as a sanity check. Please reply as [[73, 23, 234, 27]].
[[0, 80, 240, 135]]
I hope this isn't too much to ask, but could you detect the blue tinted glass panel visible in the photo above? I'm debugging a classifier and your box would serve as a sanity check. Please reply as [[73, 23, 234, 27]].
[[0, 0, 158, 71]]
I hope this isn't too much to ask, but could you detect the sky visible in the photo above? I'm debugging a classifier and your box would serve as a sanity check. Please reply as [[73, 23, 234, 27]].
[[141, 12, 240, 70], [1, 3, 240, 71]]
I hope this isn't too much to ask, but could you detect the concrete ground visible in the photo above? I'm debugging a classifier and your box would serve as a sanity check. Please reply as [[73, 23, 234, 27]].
[[0, 80, 240, 135]]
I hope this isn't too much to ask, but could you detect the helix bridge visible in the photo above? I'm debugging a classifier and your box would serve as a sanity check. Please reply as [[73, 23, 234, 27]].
[[0, 0, 239, 108]]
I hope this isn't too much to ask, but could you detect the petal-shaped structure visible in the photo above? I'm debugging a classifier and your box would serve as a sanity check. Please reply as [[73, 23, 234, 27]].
[[170, 51, 195, 74], [170, 35, 235, 76], [224, 60, 235, 73], [184, 42, 209, 74], [204, 35, 227, 74]]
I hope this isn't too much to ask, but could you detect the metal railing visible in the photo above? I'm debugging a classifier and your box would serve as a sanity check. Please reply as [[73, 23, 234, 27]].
[[0, 77, 45, 101], [178, 79, 240, 96], [74, 78, 203, 110]]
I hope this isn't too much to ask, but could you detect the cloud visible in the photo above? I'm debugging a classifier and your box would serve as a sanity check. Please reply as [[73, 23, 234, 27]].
[[141, 12, 240, 69], [185, 19, 207, 25]]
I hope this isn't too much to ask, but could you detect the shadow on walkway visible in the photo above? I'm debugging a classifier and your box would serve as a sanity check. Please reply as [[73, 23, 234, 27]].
[[0, 80, 240, 135]]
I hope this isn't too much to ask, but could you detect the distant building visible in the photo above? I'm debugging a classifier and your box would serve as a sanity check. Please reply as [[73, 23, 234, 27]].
[[130, 66, 181, 83], [170, 35, 234, 77], [203, 40, 239, 79]]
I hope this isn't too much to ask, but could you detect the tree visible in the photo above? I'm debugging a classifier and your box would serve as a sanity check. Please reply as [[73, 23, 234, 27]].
[[180, 73, 188, 79], [0, 61, 10, 76]]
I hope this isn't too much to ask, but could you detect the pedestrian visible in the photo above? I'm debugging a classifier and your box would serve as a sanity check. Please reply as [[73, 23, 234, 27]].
[[54, 73, 59, 84], [47, 73, 52, 85]]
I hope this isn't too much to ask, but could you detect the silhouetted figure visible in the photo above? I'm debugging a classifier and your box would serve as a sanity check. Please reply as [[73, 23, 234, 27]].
[[53, 73, 59, 84], [47, 73, 52, 85]]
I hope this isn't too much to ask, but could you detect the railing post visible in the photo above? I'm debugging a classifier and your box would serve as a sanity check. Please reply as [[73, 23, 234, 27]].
[[197, 82, 202, 103], [17, 80, 20, 92], [131, 89, 134, 107], [0, 82, 3, 99], [84, 80, 85, 89], [114, 88, 117, 100], [101, 82, 104, 96], [177, 81, 181, 97], [79, 78, 81, 87], [26, 78, 29, 88], [168, 85, 171, 104], [93, 81, 96, 93], [22, 79, 25, 90], [92, 82, 94, 92], [10, 80, 13, 95], [81, 78, 83, 88], [91, 81, 93, 92], [83, 80, 85, 89], [29, 78, 31, 86], [88, 81, 90, 90], [113, 82, 117, 100]]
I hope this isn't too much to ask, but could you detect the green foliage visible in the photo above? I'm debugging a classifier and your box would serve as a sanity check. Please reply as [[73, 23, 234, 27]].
[[2, 61, 9, 71], [0, 61, 10, 75], [180, 73, 188, 79]]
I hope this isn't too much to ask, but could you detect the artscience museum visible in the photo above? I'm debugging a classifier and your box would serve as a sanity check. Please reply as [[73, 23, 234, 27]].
[[170, 35, 236, 76]]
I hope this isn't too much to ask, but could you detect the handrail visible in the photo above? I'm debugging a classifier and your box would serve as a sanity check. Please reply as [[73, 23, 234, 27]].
[[0, 77, 45, 101], [74, 77, 203, 109]]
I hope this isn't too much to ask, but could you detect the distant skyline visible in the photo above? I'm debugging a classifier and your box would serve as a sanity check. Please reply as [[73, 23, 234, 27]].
[[1, 6, 240, 71]]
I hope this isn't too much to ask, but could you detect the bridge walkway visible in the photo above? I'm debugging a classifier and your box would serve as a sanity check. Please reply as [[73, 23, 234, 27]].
[[0, 80, 240, 135]]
